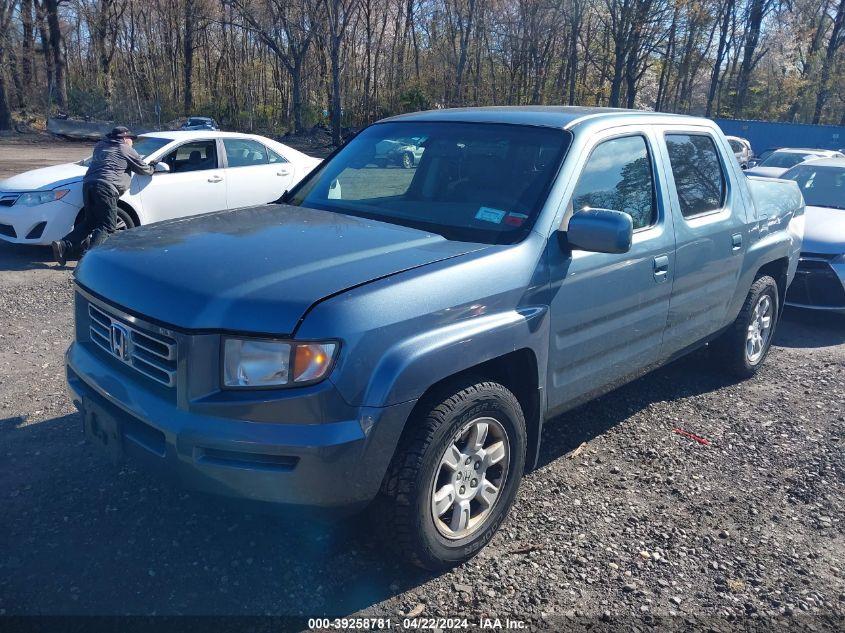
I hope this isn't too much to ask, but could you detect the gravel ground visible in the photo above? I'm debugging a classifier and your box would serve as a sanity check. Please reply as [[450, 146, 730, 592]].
[[0, 140, 843, 631]]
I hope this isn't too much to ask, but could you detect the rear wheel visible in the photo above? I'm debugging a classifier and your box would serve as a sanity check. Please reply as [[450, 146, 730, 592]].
[[401, 152, 414, 169], [712, 275, 779, 377], [379, 380, 526, 569]]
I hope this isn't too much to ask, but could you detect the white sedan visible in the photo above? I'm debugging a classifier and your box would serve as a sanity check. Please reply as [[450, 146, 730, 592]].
[[0, 131, 322, 245]]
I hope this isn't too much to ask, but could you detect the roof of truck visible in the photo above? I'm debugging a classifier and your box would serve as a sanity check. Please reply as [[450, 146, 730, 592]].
[[383, 106, 693, 130]]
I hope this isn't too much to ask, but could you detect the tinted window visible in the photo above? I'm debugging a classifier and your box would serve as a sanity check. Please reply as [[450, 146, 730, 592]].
[[665, 134, 726, 217], [162, 140, 218, 173], [288, 121, 571, 244], [728, 139, 743, 153], [783, 165, 845, 209], [224, 138, 269, 168], [571, 135, 656, 230]]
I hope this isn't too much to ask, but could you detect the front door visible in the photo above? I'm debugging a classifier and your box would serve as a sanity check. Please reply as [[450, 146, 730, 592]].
[[140, 139, 227, 222], [546, 131, 676, 414]]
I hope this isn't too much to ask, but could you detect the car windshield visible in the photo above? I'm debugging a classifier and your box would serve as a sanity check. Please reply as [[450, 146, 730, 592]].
[[287, 121, 571, 244], [188, 118, 209, 126], [78, 136, 171, 166], [783, 164, 845, 209], [759, 152, 814, 168]]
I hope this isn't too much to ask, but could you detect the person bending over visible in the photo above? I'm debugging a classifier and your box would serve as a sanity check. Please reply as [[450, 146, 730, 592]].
[[52, 126, 154, 265]]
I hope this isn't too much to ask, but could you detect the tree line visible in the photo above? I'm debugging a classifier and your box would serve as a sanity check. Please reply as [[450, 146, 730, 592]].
[[0, 0, 844, 145]]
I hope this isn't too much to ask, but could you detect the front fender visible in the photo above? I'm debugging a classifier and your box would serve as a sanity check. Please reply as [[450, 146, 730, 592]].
[[361, 306, 549, 407]]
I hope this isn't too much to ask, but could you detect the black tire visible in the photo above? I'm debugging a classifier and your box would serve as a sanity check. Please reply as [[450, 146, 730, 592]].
[[401, 152, 414, 169], [115, 208, 136, 230], [75, 208, 136, 231], [712, 275, 779, 378], [379, 380, 526, 570]]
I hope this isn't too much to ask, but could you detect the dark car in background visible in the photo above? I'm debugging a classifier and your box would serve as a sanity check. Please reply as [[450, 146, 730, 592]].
[[782, 157, 845, 313], [180, 116, 219, 131]]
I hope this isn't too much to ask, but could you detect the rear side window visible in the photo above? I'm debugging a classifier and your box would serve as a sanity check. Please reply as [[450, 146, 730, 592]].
[[665, 134, 726, 218], [224, 138, 269, 168], [571, 135, 657, 230]]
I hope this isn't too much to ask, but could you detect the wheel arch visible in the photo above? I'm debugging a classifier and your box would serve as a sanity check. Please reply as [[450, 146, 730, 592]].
[[756, 256, 789, 313], [116, 200, 141, 227], [400, 348, 543, 474], [74, 200, 142, 228]]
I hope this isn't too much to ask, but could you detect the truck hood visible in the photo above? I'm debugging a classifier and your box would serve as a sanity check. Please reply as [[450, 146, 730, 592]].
[[0, 162, 87, 191], [803, 205, 845, 255], [76, 204, 490, 334]]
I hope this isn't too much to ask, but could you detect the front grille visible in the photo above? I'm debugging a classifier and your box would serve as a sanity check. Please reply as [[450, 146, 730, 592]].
[[788, 257, 845, 308], [0, 194, 19, 207], [88, 303, 178, 387], [0, 224, 16, 238]]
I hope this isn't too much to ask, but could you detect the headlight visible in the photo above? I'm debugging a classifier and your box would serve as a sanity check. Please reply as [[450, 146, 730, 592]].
[[15, 190, 70, 206], [222, 338, 338, 388]]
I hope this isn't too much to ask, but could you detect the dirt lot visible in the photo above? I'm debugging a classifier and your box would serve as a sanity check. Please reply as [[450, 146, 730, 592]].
[[0, 139, 843, 630], [0, 136, 93, 180]]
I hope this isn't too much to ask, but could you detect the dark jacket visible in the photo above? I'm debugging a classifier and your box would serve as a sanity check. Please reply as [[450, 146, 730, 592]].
[[83, 138, 154, 194]]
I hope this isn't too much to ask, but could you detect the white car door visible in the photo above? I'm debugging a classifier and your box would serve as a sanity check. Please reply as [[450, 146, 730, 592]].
[[139, 139, 227, 222], [222, 138, 294, 209]]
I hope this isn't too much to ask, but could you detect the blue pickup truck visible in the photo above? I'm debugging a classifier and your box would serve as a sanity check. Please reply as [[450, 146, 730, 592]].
[[66, 107, 803, 568]]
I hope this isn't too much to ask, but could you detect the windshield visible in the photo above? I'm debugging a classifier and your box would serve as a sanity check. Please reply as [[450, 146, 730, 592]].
[[760, 152, 814, 169], [187, 118, 210, 126], [783, 164, 845, 209], [287, 121, 571, 244], [78, 136, 171, 166]]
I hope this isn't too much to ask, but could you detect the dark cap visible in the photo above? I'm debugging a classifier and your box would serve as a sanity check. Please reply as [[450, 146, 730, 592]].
[[107, 126, 134, 139]]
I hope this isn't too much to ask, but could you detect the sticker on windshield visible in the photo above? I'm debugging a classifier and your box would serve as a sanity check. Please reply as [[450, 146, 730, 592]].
[[475, 207, 506, 224], [505, 212, 528, 227]]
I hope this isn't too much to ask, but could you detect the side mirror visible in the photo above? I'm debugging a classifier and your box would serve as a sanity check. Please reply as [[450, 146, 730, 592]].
[[153, 162, 170, 173], [564, 209, 633, 254]]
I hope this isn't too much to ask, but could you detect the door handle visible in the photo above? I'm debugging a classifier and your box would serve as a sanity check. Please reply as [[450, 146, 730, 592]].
[[653, 254, 669, 283], [276, 169, 290, 177], [207, 175, 223, 183], [731, 233, 743, 251]]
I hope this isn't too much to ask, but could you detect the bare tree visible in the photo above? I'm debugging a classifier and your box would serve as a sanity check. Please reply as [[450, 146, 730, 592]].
[[812, 0, 845, 122]]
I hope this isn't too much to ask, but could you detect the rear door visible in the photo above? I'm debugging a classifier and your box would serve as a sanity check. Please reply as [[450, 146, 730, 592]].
[[139, 138, 226, 222], [222, 138, 293, 209], [656, 128, 749, 358], [546, 128, 675, 414]]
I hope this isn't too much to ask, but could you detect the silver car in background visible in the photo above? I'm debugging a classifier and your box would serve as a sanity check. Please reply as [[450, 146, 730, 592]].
[[726, 135, 753, 168], [782, 157, 845, 313], [746, 148, 844, 178]]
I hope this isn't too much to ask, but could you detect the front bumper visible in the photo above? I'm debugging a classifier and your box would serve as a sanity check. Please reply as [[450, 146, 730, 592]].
[[785, 255, 845, 313], [66, 340, 415, 512], [0, 197, 78, 245]]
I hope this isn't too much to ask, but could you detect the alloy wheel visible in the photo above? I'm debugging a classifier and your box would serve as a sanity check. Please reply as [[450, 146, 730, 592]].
[[430, 416, 510, 540]]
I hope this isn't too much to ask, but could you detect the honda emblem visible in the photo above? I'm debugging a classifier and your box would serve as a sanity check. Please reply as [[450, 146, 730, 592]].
[[110, 323, 130, 361]]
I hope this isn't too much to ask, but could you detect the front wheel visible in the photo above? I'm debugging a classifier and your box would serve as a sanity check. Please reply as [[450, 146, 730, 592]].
[[75, 208, 136, 232], [712, 275, 779, 377], [115, 208, 135, 231], [379, 381, 526, 570]]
